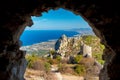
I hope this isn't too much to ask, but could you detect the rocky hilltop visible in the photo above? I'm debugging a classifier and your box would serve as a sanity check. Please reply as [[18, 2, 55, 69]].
[[52, 34, 93, 59], [55, 34, 82, 58], [20, 34, 104, 60]]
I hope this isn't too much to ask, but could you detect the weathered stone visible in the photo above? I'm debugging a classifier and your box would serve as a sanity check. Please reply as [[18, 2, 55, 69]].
[[55, 34, 68, 53], [0, 0, 120, 80], [54, 34, 82, 59], [82, 44, 92, 58]]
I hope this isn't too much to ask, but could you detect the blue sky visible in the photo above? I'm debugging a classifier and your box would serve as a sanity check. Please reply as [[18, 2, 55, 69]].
[[25, 8, 91, 30]]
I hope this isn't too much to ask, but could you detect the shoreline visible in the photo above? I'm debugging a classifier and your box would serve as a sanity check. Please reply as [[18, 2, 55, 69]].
[[20, 29, 94, 47]]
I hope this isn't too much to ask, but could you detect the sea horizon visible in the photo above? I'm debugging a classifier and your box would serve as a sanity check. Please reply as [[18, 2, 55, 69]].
[[20, 30, 80, 46]]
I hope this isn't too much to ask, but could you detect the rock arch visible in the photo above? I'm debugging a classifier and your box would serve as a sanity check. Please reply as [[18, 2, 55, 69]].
[[0, 0, 119, 80]]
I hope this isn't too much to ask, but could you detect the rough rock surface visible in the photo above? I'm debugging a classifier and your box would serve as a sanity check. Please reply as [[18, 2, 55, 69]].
[[55, 34, 68, 57], [82, 44, 92, 57], [0, 0, 120, 80], [54, 34, 81, 58], [54, 34, 92, 59]]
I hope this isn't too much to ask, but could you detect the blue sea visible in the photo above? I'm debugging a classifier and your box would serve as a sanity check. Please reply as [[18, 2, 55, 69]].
[[20, 30, 79, 46]]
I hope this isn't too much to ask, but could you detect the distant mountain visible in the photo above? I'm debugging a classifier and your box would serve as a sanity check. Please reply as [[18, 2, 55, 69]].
[[69, 28, 95, 35], [71, 28, 92, 31]]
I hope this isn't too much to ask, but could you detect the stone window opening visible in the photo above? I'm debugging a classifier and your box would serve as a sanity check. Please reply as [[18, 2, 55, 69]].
[[19, 8, 105, 80], [0, 1, 119, 80]]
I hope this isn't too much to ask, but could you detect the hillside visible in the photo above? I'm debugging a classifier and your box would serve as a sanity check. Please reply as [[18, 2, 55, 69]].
[[21, 34, 104, 80]]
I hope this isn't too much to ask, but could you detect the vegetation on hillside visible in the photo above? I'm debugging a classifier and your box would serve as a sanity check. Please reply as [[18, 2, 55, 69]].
[[25, 35, 105, 80], [81, 35, 105, 65]]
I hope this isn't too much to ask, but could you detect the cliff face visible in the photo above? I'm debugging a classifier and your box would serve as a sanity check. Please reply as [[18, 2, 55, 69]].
[[54, 34, 93, 58], [55, 34, 68, 56]]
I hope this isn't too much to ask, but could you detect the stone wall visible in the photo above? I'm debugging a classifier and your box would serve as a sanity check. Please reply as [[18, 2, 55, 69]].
[[82, 44, 92, 58]]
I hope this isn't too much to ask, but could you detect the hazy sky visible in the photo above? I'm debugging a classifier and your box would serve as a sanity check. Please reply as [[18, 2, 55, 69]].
[[25, 8, 91, 30]]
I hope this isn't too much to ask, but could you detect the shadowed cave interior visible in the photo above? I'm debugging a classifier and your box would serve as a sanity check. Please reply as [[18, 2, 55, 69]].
[[0, 0, 120, 80]]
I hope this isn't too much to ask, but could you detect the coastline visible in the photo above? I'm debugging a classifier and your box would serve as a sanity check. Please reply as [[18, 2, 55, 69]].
[[20, 29, 94, 54], [20, 30, 79, 46]]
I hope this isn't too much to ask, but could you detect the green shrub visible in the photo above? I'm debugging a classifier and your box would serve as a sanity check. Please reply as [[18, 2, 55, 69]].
[[93, 53, 104, 65], [98, 60, 105, 65], [100, 44, 105, 50], [56, 55, 62, 63], [49, 49, 56, 55], [44, 62, 51, 72], [82, 35, 94, 45], [93, 53, 102, 60], [47, 58, 54, 64], [74, 55, 83, 64], [26, 53, 39, 68], [74, 64, 86, 76]]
